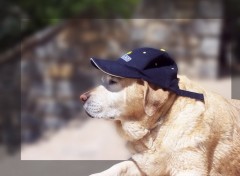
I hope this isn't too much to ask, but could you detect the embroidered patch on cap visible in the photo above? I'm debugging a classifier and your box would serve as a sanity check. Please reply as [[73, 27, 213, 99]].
[[121, 54, 132, 62]]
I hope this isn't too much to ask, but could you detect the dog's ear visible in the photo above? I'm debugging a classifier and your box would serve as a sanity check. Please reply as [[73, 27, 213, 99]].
[[143, 81, 169, 116]]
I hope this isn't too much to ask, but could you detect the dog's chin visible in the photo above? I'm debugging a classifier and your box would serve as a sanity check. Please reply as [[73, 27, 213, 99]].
[[84, 110, 115, 120], [85, 111, 94, 118]]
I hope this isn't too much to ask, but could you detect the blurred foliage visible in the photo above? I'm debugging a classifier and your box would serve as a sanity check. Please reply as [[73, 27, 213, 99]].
[[0, 0, 240, 63], [0, 0, 139, 53]]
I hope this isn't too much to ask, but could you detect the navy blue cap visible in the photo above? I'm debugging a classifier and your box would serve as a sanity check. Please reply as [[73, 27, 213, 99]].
[[90, 47, 204, 101]]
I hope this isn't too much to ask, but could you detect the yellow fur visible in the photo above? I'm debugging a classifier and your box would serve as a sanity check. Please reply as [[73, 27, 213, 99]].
[[85, 75, 240, 176]]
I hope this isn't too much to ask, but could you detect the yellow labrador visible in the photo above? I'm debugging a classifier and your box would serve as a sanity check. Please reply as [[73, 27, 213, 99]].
[[80, 75, 240, 176]]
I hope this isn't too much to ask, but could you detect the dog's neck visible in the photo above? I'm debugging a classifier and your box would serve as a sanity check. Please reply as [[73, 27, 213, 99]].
[[115, 93, 177, 142]]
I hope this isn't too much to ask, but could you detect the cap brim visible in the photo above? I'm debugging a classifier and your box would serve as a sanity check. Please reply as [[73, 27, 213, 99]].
[[90, 58, 140, 78]]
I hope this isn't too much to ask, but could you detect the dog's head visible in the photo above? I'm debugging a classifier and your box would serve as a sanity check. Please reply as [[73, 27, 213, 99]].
[[80, 75, 173, 123]]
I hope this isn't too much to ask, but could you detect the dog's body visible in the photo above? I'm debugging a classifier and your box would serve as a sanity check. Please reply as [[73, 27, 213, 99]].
[[81, 75, 240, 176]]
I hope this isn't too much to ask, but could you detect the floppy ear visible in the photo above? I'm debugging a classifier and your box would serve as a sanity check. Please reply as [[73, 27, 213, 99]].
[[143, 81, 169, 116]]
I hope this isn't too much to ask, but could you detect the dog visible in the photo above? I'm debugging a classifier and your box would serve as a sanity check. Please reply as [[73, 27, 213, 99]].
[[80, 74, 240, 176]]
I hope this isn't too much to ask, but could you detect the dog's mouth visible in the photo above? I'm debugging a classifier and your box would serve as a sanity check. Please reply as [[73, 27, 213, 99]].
[[84, 110, 115, 120], [83, 101, 103, 119], [85, 111, 94, 118], [83, 101, 116, 120]]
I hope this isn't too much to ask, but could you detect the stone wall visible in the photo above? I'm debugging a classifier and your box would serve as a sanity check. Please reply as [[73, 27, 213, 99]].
[[20, 19, 130, 142], [130, 19, 222, 78], [18, 0, 223, 143], [133, 0, 222, 78], [20, 17, 223, 143]]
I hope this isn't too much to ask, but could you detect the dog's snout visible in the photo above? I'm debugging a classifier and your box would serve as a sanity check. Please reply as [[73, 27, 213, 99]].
[[80, 92, 90, 102]]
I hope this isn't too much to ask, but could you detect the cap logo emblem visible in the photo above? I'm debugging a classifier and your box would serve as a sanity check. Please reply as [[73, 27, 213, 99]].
[[121, 54, 132, 62]]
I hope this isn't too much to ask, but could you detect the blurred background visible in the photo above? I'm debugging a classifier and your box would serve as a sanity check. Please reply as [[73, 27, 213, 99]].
[[0, 0, 239, 170]]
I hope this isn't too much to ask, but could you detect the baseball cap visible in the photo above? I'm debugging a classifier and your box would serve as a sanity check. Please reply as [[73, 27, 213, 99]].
[[90, 47, 204, 101]]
